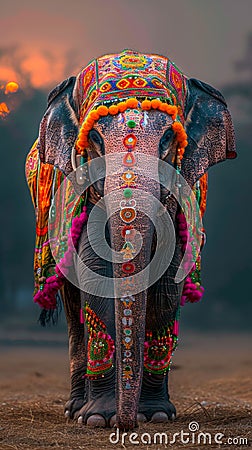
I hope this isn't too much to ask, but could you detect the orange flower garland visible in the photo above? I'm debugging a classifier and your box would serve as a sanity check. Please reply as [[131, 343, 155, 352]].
[[171, 121, 188, 165], [75, 97, 188, 166]]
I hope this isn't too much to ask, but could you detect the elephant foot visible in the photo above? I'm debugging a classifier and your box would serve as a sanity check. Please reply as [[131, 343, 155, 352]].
[[138, 372, 176, 422], [138, 406, 176, 424], [64, 365, 87, 419], [75, 392, 116, 427], [78, 412, 147, 428], [75, 369, 116, 427], [64, 398, 87, 419], [150, 410, 176, 423]]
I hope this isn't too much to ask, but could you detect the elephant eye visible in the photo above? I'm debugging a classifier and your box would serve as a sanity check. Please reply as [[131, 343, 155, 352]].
[[88, 129, 105, 156], [159, 128, 175, 160]]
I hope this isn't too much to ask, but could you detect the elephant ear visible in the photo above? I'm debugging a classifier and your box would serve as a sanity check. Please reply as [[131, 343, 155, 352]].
[[181, 78, 236, 187], [37, 76, 79, 175]]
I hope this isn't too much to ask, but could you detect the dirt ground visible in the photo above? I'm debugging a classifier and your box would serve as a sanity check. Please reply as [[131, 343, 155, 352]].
[[0, 331, 251, 450]]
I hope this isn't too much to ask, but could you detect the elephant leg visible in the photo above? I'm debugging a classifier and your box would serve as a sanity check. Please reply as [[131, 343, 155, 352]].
[[73, 214, 117, 427], [75, 298, 116, 427], [61, 280, 87, 419], [139, 372, 176, 423]]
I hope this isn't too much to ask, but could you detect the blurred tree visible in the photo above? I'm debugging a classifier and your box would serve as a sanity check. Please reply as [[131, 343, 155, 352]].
[[0, 87, 47, 316], [223, 32, 252, 120]]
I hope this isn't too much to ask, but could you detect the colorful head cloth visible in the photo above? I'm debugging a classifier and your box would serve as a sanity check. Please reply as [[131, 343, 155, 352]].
[[73, 50, 188, 158], [75, 49, 187, 123]]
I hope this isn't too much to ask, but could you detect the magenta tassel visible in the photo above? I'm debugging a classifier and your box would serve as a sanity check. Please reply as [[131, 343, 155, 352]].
[[80, 308, 84, 324], [180, 295, 187, 306], [192, 291, 203, 301], [173, 320, 179, 336]]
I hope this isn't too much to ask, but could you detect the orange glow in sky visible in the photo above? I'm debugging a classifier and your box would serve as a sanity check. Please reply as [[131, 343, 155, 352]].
[[0, 49, 68, 90], [0, 81, 20, 119], [20, 52, 65, 88], [5, 81, 19, 94], [0, 102, 10, 118]]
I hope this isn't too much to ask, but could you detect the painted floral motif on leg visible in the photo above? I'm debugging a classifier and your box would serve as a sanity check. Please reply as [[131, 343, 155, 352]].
[[144, 321, 179, 375], [84, 304, 115, 379]]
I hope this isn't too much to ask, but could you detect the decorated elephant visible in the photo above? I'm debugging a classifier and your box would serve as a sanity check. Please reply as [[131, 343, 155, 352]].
[[25, 50, 236, 430]]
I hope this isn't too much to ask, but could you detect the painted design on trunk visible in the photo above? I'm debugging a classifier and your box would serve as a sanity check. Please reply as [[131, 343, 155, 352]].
[[118, 123, 141, 390], [121, 241, 136, 260], [84, 304, 115, 379], [123, 187, 133, 198], [122, 152, 136, 167], [123, 134, 137, 149], [121, 170, 137, 186], [120, 296, 135, 389], [120, 199, 136, 222], [118, 108, 148, 130], [120, 206, 136, 224], [121, 262, 136, 274]]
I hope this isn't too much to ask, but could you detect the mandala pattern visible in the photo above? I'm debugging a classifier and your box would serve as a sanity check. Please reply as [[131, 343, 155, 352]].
[[113, 53, 151, 70]]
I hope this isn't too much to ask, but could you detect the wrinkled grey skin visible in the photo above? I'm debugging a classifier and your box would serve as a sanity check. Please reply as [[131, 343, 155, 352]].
[[36, 72, 236, 429]]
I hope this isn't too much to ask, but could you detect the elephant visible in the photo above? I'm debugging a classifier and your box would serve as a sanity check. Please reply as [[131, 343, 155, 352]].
[[25, 50, 236, 430]]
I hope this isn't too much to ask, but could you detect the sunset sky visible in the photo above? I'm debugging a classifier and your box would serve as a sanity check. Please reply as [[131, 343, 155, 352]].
[[1, 0, 252, 91]]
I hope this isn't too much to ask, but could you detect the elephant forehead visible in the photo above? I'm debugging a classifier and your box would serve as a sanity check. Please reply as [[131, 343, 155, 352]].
[[93, 110, 173, 152]]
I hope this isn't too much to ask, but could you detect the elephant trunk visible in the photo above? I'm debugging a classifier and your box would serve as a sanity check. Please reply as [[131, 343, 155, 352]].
[[114, 289, 148, 429], [105, 158, 160, 429]]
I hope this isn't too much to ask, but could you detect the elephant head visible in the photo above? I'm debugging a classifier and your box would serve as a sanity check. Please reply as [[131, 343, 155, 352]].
[[27, 50, 236, 429]]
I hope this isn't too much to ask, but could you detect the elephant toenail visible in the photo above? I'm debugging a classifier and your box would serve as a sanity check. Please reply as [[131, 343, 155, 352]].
[[77, 416, 83, 424], [86, 414, 106, 427], [109, 414, 117, 427], [65, 410, 70, 418], [171, 413, 176, 422], [150, 412, 169, 423], [137, 413, 147, 423]]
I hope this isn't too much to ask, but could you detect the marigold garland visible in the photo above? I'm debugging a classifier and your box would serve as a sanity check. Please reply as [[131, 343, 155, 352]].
[[75, 97, 188, 164]]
